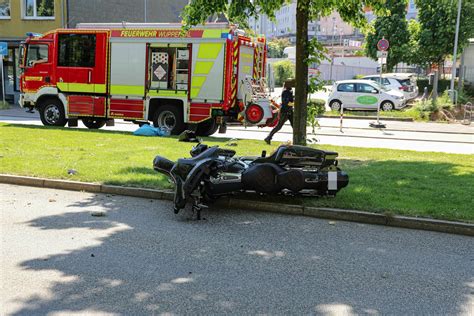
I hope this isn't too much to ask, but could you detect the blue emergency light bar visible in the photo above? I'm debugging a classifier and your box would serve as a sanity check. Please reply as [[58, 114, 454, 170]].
[[26, 32, 43, 37]]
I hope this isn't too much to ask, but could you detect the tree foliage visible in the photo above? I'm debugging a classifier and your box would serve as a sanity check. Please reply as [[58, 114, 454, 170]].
[[415, 0, 474, 65], [273, 60, 295, 86], [182, 0, 387, 145], [267, 38, 291, 58], [365, 0, 410, 71]]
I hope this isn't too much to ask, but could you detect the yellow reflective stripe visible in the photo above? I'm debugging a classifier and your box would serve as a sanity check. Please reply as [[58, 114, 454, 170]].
[[197, 43, 223, 59], [57, 82, 68, 91], [194, 61, 214, 75], [191, 76, 206, 88], [25, 76, 42, 82], [57, 83, 106, 93], [202, 29, 223, 38], [148, 90, 187, 97], [190, 88, 200, 98], [67, 83, 94, 93], [110, 85, 144, 95], [95, 84, 106, 93]]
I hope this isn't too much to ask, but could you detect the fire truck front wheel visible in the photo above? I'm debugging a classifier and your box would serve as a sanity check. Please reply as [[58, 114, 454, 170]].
[[39, 98, 67, 127], [82, 118, 106, 129], [153, 105, 185, 135]]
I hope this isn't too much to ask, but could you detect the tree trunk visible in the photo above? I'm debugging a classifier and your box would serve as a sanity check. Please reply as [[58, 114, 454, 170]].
[[293, 0, 309, 145]]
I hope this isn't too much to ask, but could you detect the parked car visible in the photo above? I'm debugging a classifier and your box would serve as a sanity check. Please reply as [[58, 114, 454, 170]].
[[328, 80, 406, 111], [362, 74, 418, 100]]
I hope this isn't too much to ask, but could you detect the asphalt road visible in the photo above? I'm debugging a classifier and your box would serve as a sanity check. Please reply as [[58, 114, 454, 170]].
[[1, 106, 473, 154], [1, 184, 473, 315]]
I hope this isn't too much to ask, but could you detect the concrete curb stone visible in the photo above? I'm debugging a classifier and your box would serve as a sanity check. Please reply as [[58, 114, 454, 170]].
[[43, 179, 101, 193], [1, 174, 472, 236]]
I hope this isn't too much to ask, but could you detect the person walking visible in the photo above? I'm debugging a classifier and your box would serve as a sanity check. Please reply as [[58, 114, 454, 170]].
[[264, 81, 294, 145]]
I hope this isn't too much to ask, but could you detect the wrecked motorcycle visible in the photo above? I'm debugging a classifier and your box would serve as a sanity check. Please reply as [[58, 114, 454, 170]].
[[153, 144, 349, 219]]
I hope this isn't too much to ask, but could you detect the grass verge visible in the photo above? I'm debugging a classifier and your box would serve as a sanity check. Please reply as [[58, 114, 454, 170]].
[[325, 107, 425, 121], [0, 123, 472, 222]]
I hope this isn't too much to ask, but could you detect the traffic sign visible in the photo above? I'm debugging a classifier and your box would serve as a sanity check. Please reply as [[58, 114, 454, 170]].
[[377, 38, 389, 51], [377, 51, 388, 58], [0, 42, 7, 56]]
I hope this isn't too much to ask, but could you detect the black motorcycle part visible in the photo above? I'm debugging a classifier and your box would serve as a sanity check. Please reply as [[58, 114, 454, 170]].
[[253, 145, 338, 169], [277, 169, 305, 192], [153, 156, 174, 176], [190, 143, 209, 157], [242, 163, 284, 193]]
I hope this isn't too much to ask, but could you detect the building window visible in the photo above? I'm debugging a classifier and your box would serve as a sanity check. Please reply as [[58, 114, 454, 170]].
[[24, 0, 54, 19], [58, 34, 96, 67], [0, 0, 10, 18]]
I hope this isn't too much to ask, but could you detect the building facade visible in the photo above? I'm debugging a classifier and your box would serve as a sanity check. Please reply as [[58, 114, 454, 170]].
[[67, 0, 187, 28], [248, 3, 357, 44], [0, 0, 66, 103]]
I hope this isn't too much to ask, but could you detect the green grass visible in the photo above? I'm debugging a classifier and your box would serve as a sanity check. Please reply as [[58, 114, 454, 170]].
[[0, 101, 10, 110], [325, 107, 426, 121], [0, 123, 472, 222]]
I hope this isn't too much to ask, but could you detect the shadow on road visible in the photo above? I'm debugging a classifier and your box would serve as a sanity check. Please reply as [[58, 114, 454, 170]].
[[9, 190, 474, 315]]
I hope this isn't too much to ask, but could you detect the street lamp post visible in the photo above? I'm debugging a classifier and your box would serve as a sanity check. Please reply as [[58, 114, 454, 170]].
[[450, 0, 462, 103], [329, 17, 336, 82], [144, 0, 148, 23]]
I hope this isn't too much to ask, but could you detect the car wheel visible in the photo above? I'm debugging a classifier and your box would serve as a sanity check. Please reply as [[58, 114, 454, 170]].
[[82, 118, 106, 129], [39, 98, 67, 127], [196, 118, 218, 137], [330, 100, 341, 111], [381, 101, 394, 111], [153, 105, 185, 135]]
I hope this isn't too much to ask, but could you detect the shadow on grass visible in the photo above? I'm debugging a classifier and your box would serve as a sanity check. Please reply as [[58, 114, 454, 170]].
[[9, 189, 473, 315]]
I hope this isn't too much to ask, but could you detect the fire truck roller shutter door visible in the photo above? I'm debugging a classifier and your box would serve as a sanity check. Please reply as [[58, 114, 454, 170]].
[[110, 43, 146, 97], [237, 45, 255, 101], [190, 43, 225, 102]]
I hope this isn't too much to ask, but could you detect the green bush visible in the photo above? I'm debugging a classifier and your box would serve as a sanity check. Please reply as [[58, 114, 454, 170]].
[[416, 79, 458, 94], [413, 91, 454, 119], [307, 99, 326, 134], [273, 60, 295, 87]]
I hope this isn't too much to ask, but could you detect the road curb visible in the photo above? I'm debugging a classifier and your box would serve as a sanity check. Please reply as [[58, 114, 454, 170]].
[[1, 174, 472, 236]]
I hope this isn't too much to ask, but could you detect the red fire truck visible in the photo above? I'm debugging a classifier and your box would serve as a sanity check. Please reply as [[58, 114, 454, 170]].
[[19, 23, 277, 135]]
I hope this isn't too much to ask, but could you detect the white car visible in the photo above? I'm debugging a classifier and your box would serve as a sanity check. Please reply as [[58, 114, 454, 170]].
[[328, 80, 406, 111], [362, 74, 419, 100]]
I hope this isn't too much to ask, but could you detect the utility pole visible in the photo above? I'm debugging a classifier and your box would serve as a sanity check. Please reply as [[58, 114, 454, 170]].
[[450, 0, 462, 102], [329, 17, 336, 82], [144, 0, 148, 23]]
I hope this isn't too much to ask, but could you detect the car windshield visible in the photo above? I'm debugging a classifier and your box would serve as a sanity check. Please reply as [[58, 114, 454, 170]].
[[372, 82, 390, 91]]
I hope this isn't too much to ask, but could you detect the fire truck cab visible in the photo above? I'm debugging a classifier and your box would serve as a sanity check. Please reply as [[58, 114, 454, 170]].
[[19, 23, 277, 135]]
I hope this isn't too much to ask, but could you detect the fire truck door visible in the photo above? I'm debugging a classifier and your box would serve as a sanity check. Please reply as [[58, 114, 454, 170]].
[[56, 32, 108, 94], [22, 42, 52, 93]]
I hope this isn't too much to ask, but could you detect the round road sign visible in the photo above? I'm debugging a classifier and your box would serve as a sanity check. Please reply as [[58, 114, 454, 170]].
[[377, 38, 389, 51]]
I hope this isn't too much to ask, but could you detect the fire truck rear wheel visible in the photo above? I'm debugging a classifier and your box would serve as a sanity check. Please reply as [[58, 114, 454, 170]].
[[82, 118, 106, 129], [153, 105, 185, 135], [39, 98, 67, 127], [196, 118, 218, 137]]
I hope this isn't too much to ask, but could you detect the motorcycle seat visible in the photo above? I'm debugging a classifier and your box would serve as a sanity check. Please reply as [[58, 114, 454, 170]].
[[178, 146, 220, 166]]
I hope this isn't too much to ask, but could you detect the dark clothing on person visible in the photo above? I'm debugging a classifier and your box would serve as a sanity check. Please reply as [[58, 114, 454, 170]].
[[265, 88, 294, 143], [280, 88, 294, 111]]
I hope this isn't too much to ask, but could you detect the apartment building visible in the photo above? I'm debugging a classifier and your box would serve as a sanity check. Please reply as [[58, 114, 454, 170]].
[[0, 0, 66, 103]]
